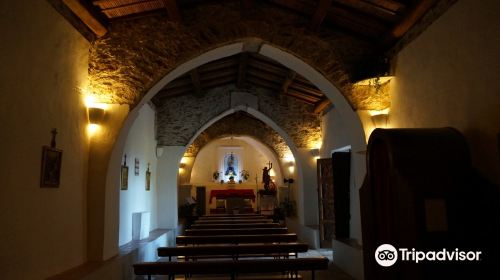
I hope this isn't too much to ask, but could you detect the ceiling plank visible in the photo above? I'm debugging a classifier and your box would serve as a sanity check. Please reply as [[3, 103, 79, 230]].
[[200, 70, 237, 83], [237, 53, 249, 88], [162, 0, 182, 22], [332, 0, 399, 22], [190, 68, 203, 97], [62, 0, 107, 37], [314, 98, 332, 114], [310, 0, 333, 30], [281, 70, 296, 94], [391, 0, 437, 38]]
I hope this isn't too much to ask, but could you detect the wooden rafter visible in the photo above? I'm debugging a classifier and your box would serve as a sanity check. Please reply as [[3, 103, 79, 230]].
[[310, 0, 332, 30], [190, 69, 203, 97], [281, 70, 296, 94], [314, 98, 332, 114], [391, 0, 437, 38], [237, 53, 249, 88], [162, 0, 181, 22], [62, 0, 107, 37]]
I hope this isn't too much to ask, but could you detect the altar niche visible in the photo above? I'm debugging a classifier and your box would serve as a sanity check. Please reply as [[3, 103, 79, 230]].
[[218, 146, 243, 183]]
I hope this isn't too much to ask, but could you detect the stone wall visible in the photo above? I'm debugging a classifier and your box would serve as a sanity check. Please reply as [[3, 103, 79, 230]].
[[88, 1, 383, 109], [156, 85, 320, 154]]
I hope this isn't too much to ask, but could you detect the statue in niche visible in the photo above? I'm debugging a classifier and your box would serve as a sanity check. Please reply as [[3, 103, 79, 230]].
[[262, 161, 273, 190], [224, 152, 237, 177]]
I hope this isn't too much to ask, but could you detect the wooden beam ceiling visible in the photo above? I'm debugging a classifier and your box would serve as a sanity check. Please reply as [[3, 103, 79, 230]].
[[391, 0, 438, 38], [281, 70, 296, 94], [310, 0, 333, 30], [162, 0, 182, 22], [62, 0, 107, 37]]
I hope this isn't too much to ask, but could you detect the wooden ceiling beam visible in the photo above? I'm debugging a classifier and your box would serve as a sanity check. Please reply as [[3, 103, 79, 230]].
[[62, 0, 107, 37], [190, 68, 203, 97], [332, 0, 399, 22], [314, 98, 332, 114], [246, 69, 283, 85], [281, 70, 296, 94], [199, 58, 238, 73], [391, 0, 437, 38], [248, 60, 287, 78], [310, 0, 333, 30], [288, 83, 323, 97], [237, 53, 249, 88], [284, 91, 317, 104], [162, 0, 182, 22]]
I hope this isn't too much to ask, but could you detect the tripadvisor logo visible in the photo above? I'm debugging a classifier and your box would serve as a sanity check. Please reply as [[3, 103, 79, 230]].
[[375, 244, 482, 267], [375, 244, 398, 267]]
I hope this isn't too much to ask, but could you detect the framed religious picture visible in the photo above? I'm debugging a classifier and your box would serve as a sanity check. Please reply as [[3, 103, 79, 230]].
[[134, 158, 140, 176], [40, 146, 63, 188], [121, 155, 128, 190], [145, 163, 151, 191]]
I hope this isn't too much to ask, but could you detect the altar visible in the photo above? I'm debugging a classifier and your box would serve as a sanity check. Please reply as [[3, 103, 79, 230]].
[[209, 189, 256, 214]]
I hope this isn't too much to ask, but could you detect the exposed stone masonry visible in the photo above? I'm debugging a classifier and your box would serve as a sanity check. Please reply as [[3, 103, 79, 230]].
[[184, 112, 291, 158], [155, 85, 321, 153], [88, 1, 385, 109]]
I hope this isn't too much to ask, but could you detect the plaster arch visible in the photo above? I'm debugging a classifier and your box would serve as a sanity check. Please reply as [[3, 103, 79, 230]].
[[181, 106, 305, 221], [102, 41, 367, 259]]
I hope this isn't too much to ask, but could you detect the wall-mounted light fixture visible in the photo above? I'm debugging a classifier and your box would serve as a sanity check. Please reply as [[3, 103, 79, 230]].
[[310, 148, 320, 160], [370, 108, 389, 128], [88, 107, 105, 125]]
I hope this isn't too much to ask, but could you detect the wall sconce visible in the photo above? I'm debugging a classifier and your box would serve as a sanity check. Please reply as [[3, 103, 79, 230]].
[[88, 107, 105, 125], [310, 148, 320, 159], [371, 113, 388, 128]]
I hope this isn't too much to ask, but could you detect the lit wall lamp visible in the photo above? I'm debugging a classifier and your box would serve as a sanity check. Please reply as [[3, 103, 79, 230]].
[[371, 112, 389, 128], [88, 107, 105, 125], [310, 148, 320, 160]]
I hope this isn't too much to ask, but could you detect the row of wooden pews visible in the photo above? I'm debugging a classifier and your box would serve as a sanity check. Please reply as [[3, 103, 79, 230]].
[[133, 214, 329, 279]]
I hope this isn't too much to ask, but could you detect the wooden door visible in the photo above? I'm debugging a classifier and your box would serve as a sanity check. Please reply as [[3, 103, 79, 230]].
[[317, 158, 334, 248]]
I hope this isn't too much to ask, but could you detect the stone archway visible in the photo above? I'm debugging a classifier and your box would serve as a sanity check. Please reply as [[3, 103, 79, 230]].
[[100, 41, 366, 260]]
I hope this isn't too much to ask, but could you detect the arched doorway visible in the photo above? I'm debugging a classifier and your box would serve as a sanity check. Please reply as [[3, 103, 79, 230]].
[[102, 40, 366, 260]]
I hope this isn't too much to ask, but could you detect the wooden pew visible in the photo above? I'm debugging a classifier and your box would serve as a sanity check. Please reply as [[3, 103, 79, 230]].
[[184, 227, 288, 236], [134, 256, 329, 280], [190, 222, 282, 229], [194, 218, 274, 224], [176, 233, 298, 246], [201, 213, 265, 217], [157, 243, 309, 261], [199, 214, 266, 220]]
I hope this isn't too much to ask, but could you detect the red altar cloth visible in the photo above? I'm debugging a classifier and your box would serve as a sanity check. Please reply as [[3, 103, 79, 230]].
[[209, 189, 256, 203]]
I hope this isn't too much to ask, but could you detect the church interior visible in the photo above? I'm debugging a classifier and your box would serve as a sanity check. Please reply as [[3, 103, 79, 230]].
[[1, 0, 499, 279]]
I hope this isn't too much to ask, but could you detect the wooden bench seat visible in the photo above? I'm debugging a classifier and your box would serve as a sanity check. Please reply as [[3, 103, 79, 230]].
[[190, 223, 282, 229], [199, 215, 266, 220], [158, 243, 309, 261], [201, 214, 265, 218], [176, 233, 298, 245], [184, 228, 288, 236], [194, 219, 274, 224], [133, 257, 329, 280]]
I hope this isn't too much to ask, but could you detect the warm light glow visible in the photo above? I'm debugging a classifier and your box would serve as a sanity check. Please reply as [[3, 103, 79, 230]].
[[178, 167, 184, 173], [283, 153, 295, 162], [355, 76, 394, 86], [87, 124, 100, 136], [314, 156, 320, 160], [288, 166, 295, 174], [369, 108, 390, 116], [84, 95, 109, 110], [307, 140, 322, 150], [269, 169, 276, 177], [180, 157, 189, 164]]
